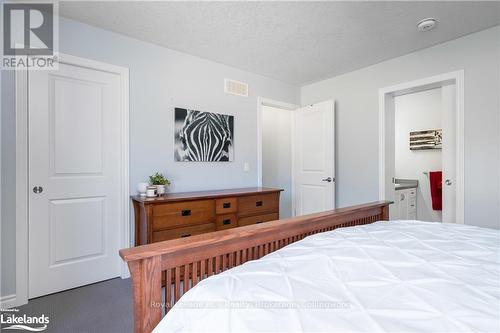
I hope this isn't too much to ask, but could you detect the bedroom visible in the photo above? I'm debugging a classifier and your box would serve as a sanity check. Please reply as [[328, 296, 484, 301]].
[[0, 1, 499, 332]]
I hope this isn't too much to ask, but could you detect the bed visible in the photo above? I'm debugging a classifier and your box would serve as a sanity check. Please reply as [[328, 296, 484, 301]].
[[119, 201, 500, 333]]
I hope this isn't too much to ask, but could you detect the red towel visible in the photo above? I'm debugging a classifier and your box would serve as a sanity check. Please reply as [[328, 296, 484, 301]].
[[429, 171, 442, 210]]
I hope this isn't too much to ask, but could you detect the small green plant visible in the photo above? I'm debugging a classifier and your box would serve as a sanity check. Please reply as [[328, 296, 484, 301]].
[[149, 172, 171, 186]]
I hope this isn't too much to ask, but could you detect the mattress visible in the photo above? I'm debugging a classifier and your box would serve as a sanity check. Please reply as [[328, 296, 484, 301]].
[[154, 221, 500, 333]]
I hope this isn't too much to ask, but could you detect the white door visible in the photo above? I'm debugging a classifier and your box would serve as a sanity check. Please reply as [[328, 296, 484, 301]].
[[29, 58, 123, 298], [293, 100, 335, 216], [441, 84, 457, 223]]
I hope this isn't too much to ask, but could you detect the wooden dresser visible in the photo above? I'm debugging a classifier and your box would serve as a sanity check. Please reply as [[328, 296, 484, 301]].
[[131, 187, 283, 246]]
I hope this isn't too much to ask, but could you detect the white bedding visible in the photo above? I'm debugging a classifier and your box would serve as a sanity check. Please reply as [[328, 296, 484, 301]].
[[155, 221, 500, 333]]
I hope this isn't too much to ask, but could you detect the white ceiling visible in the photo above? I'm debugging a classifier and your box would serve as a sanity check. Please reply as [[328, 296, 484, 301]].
[[60, 1, 500, 85]]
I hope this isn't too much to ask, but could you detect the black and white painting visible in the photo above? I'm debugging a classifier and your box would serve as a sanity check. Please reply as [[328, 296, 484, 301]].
[[174, 108, 234, 162]]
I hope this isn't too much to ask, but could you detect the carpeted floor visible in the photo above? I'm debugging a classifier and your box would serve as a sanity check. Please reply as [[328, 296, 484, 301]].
[[15, 278, 133, 333]]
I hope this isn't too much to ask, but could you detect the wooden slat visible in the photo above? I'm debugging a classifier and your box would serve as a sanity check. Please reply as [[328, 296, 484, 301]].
[[200, 259, 206, 281], [235, 250, 241, 266], [183, 264, 190, 294], [208, 257, 214, 276], [242, 248, 247, 263], [192, 261, 199, 287], [165, 268, 172, 312], [174, 267, 180, 302], [222, 254, 227, 271], [216, 255, 221, 273]]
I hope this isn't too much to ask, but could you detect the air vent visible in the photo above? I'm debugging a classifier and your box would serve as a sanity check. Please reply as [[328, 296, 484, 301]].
[[224, 79, 248, 97]]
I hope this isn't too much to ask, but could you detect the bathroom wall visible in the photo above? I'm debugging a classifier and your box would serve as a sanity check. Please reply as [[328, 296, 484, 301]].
[[394, 89, 442, 222]]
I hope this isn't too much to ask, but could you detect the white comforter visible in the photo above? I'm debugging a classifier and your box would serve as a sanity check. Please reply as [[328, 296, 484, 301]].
[[155, 221, 500, 333]]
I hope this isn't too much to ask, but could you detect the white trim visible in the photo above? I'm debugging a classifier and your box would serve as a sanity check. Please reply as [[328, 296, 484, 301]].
[[15, 66, 29, 308], [0, 294, 18, 309], [290, 109, 297, 217], [378, 70, 465, 224], [14, 53, 130, 307], [118, 63, 131, 279], [256, 97, 298, 187]]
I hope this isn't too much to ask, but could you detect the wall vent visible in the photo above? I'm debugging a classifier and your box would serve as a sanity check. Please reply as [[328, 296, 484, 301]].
[[224, 79, 248, 97]]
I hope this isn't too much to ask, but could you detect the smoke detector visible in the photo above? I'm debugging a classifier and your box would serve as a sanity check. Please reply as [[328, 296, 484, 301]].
[[417, 18, 438, 32]]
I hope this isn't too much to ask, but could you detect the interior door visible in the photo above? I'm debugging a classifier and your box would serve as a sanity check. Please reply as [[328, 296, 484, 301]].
[[293, 100, 335, 216], [441, 84, 457, 223], [29, 59, 122, 298]]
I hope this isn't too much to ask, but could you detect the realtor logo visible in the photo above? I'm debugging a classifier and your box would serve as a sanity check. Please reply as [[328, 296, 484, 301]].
[[1, 1, 58, 69], [0, 308, 49, 332]]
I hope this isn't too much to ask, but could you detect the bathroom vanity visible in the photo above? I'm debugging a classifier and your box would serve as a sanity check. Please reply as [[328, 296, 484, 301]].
[[393, 179, 418, 220]]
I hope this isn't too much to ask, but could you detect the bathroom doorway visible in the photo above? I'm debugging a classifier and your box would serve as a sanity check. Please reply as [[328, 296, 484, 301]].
[[379, 71, 464, 224], [394, 88, 442, 222]]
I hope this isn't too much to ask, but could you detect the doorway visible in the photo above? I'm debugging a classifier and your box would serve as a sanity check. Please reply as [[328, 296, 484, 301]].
[[379, 71, 464, 224], [258, 98, 297, 218], [258, 98, 335, 218]]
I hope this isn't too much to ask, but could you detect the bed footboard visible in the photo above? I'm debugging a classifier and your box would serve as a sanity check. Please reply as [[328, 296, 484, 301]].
[[119, 201, 391, 333]]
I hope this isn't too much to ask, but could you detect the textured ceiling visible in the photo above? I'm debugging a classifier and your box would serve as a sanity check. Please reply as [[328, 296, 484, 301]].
[[60, 1, 500, 85]]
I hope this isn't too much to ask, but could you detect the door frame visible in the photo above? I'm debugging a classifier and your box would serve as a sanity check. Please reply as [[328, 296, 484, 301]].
[[12, 53, 130, 308], [378, 70, 464, 224]]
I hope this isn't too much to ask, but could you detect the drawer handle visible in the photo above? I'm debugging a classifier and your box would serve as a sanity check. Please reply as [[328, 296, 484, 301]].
[[255, 201, 263, 207], [181, 209, 191, 216], [180, 233, 191, 238], [223, 219, 231, 225], [223, 202, 231, 209]]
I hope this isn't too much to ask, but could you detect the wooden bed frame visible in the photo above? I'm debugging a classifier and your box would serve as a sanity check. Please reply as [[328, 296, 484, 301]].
[[120, 201, 391, 333]]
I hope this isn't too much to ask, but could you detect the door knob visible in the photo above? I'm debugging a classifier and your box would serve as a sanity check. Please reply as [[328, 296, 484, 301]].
[[445, 179, 452, 186], [322, 177, 333, 182], [33, 186, 43, 194]]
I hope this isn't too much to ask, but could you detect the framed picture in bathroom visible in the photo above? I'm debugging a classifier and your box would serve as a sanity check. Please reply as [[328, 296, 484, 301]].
[[409, 129, 442, 150]]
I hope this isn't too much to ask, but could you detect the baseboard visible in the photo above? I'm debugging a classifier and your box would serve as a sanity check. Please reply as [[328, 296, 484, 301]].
[[0, 294, 18, 309]]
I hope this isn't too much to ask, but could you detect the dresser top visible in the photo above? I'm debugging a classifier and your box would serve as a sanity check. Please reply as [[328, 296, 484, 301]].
[[131, 187, 283, 204]]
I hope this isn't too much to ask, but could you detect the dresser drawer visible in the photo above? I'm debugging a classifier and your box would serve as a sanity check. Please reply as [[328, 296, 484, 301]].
[[215, 197, 238, 214], [238, 213, 279, 227], [152, 200, 215, 230], [152, 223, 216, 242], [216, 214, 238, 230], [238, 193, 279, 216]]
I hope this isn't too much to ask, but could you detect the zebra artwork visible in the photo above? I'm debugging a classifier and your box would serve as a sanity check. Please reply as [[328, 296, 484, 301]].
[[174, 108, 234, 162]]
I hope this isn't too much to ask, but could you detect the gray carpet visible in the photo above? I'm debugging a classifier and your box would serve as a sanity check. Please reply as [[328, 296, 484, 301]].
[[15, 278, 133, 333]]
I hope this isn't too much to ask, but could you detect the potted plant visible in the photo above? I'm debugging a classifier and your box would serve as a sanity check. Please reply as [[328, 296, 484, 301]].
[[149, 172, 171, 195]]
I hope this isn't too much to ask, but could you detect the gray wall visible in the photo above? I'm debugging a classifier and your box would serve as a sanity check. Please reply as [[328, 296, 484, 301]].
[[262, 106, 293, 218], [301, 26, 500, 229], [0, 17, 299, 298]]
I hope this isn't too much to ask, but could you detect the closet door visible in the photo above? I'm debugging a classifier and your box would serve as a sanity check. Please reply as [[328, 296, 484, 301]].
[[28, 57, 123, 298]]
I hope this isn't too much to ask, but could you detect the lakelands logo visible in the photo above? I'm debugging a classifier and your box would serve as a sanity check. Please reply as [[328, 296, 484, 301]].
[[1, 1, 59, 70], [0, 308, 49, 332]]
